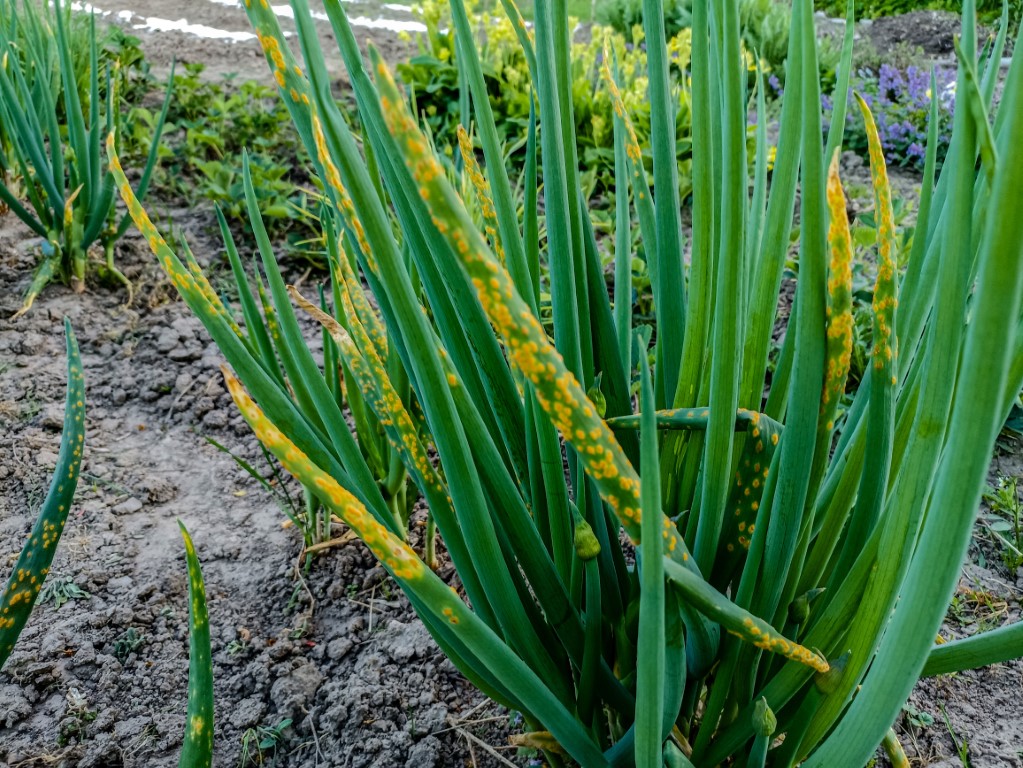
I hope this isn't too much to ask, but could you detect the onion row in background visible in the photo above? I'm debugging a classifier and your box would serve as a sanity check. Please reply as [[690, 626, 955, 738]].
[[108, 0, 1023, 765], [0, 0, 171, 315]]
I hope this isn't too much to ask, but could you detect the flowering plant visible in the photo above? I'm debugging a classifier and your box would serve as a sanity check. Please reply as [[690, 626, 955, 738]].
[[398, 1, 695, 200], [825, 63, 957, 169]]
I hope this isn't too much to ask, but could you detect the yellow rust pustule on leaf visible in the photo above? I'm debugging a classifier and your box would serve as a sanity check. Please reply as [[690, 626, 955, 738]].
[[106, 134, 245, 341], [370, 52, 830, 676], [248, 10, 312, 110], [0, 324, 85, 665], [370, 51, 686, 556], [177, 522, 214, 767], [221, 369, 483, 632], [855, 95, 899, 387], [329, 235, 389, 361], [598, 37, 644, 168], [822, 149, 855, 429], [222, 366, 425, 581], [730, 617, 830, 674], [289, 286, 446, 500], [310, 115, 374, 271], [457, 126, 505, 266]]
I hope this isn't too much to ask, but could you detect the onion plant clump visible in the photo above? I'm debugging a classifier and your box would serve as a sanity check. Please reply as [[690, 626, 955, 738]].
[[110, 0, 1023, 764], [0, 0, 171, 315]]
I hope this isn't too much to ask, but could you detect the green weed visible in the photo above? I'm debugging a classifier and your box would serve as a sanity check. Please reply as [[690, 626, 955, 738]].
[[902, 702, 934, 729], [58, 687, 97, 745], [239, 718, 292, 767], [147, 64, 321, 258], [38, 574, 90, 611], [982, 476, 1023, 573], [112, 627, 146, 663], [226, 638, 251, 657], [939, 704, 972, 768]]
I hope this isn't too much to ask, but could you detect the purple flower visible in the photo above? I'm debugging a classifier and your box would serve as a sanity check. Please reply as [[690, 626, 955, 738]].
[[823, 62, 956, 170], [878, 62, 905, 99], [904, 65, 931, 108], [768, 74, 782, 95]]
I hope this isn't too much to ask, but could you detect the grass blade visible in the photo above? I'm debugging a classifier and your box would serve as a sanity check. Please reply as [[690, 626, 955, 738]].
[[805, 8, 1023, 762], [448, 0, 532, 309], [693, 0, 745, 574], [642, 0, 686, 403]]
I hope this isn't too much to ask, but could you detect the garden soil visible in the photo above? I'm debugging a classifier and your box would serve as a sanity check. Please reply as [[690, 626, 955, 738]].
[[1, 6, 1022, 768]]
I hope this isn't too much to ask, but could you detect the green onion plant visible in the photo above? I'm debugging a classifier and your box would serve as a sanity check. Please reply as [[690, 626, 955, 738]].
[[178, 521, 214, 768], [0, 0, 172, 315], [1, 319, 84, 667], [110, 0, 1023, 764], [215, 193, 415, 558]]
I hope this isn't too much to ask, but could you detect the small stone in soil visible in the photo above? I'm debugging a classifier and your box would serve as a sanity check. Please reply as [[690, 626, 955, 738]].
[[327, 637, 353, 661], [154, 328, 178, 353], [270, 661, 324, 719], [412, 703, 448, 736], [113, 497, 144, 515], [35, 449, 59, 467], [229, 695, 267, 729]]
